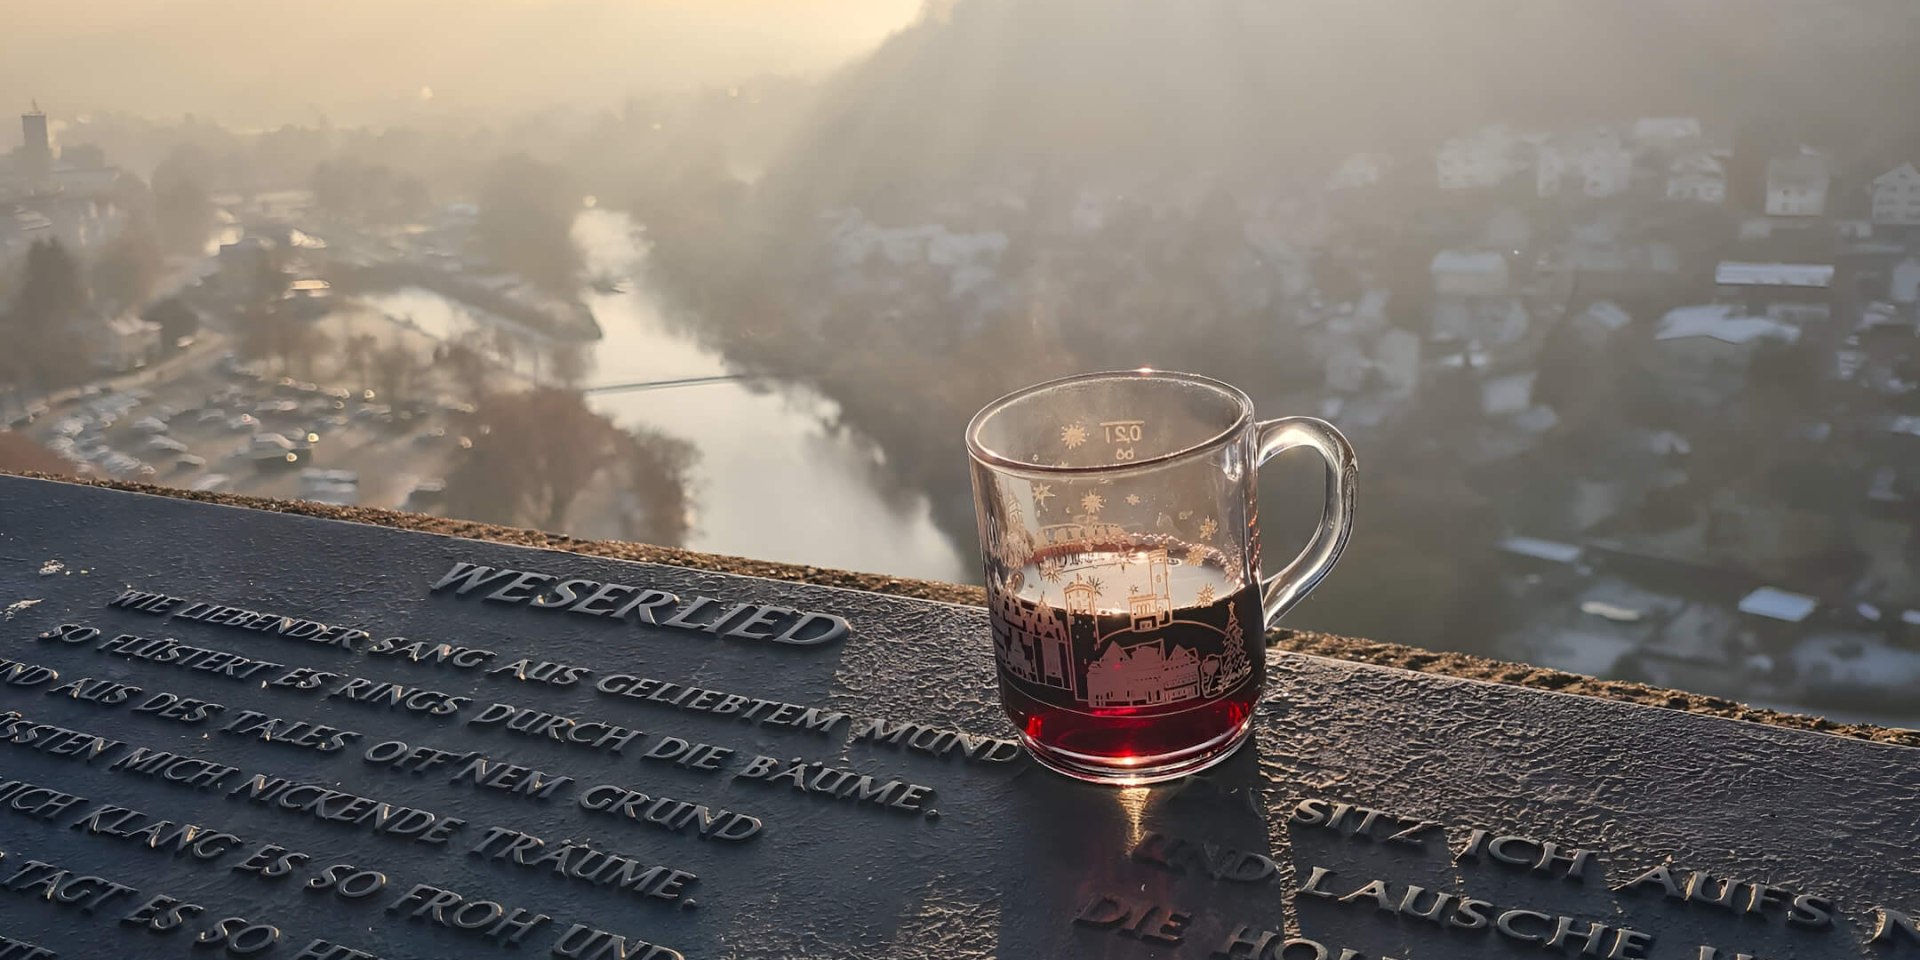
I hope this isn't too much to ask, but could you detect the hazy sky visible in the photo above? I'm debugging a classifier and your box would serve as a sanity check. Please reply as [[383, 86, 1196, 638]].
[[4, 0, 922, 127]]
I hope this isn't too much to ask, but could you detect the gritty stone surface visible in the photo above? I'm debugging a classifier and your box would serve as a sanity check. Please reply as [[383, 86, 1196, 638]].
[[19, 472, 1916, 748]]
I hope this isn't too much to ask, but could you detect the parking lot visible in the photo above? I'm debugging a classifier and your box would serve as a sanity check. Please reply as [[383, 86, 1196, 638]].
[[17, 350, 468, 513]]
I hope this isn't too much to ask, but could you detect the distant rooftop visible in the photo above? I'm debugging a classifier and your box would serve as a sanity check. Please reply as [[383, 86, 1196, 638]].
[[1657, 304, 1801, 346], [1738, 586, 1819, 624], [1715, 261, 1834, 288]]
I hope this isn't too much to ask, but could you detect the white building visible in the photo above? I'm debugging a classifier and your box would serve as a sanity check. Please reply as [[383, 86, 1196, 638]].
[[1438, 126, 1528, 190], [1430, 250, 1510, 297], [1766, 150, 1830, 217], [1714, 261, 1835, 289], [1631, 117, 1704, 149], [1481, 372, 1537, 417], [1574, 300, 1634, 338], [1375, 329, 1421, 398], [1537, 131, 1634, 199], [1870, 163, 1920, 226], [1657, 304, 1800, 347], [1654, 304, 1800, 405], [1328, 152, 1393, 191], [1666, 151, 1727, 204], [1891, 258, 1920, 305]]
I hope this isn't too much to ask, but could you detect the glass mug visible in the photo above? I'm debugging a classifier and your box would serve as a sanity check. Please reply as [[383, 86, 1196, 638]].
[[966, 370, 1357, 784]]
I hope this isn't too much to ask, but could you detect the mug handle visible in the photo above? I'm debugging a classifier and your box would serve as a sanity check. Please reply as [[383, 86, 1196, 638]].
[[1255, 416, 1358, 635]]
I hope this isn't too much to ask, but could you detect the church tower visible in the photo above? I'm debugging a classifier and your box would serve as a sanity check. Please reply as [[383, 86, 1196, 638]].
[[21, 103, 51, 183], [1060, 576, 1101, 696], [1129, 546, 1173, 631]]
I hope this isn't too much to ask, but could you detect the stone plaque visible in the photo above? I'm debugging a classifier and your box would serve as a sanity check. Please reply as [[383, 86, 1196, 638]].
[[0, 475, 1916, 960]]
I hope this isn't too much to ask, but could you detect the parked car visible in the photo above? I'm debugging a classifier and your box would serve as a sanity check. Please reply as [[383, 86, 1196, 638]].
[[172, 454, 208, 472], [250, 433, 308, 468], [144, 436, 190, 454], [405, 478, 447, 511], [301, 468, 357, 485]]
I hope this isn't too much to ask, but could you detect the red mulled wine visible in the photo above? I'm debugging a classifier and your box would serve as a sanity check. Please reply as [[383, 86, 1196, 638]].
[[988, 542, 1262, 782]]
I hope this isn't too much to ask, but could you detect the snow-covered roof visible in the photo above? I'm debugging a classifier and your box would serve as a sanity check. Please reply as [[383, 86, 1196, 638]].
[[1737, 586, 1818, 623], [1513, 405, 1560, 435], [1481, 372, 1535, 416], [1715, 262, 1834, 288], [1656, 304, 1800, 346], [1669, 151, 1725, 176], [1647, 430, 1692, 456], [1875, 163, 1920, 186], [1632, 117, 1702, 141], [1580, 300, 1632, 332], [1499, 536, 1583, 564]]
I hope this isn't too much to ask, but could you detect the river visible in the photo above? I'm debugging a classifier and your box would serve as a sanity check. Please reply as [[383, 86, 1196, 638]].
[[366, 210, 970, 583]]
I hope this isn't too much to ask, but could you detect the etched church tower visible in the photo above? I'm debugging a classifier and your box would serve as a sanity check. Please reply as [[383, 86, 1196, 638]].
[[1128, 546, 1173, 631]]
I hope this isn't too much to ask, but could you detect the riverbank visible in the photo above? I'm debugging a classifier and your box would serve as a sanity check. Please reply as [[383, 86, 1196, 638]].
[[329, 261, 601, 341]]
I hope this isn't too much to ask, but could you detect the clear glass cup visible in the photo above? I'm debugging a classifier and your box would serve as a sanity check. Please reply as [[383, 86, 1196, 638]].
[[966, 370, 1357, 784]]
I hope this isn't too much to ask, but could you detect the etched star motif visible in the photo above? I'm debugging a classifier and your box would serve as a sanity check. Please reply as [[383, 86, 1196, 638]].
[[1198, 516, 1219, 541], [1186, 544, 1209, 566], [1079, 492, 1105, 515], [1060, 423, 1088, 449], [1195, 584, 1216, 607], [1125, 494, 1142, 506], [1039, 557, 1064, 583], [1031, 482, 1056, 510]]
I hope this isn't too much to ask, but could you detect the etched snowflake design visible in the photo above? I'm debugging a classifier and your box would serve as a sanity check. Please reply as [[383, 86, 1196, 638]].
[[1031, 482, 1056, 509], [1079, 492, 1105, 515], [1060, 423, 1088, 449], [1198, 516, 1219, 541], [1125, 494, 1142, 506], [1186, 544, 1209, 566], [1194, 584, 1216, 607], [1039, 556, 1065, 583], [1084, 577, 1104, 597]]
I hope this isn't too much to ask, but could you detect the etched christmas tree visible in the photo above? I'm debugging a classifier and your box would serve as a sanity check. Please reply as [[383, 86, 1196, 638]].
[[1216, 601, 1251, 686]]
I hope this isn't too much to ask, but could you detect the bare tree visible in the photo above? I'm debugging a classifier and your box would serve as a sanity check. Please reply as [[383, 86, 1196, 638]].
[[617, 427, 698, 547], [2, 239, 93, 392], [445, 387, 621, 531], [342, 334, 377, 392], [549, 341, 591, 388], [436, 332, 495, 403], [368, 342, 424, 405], [236, 303, 324, 378], [91, 220, 162, 313]]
